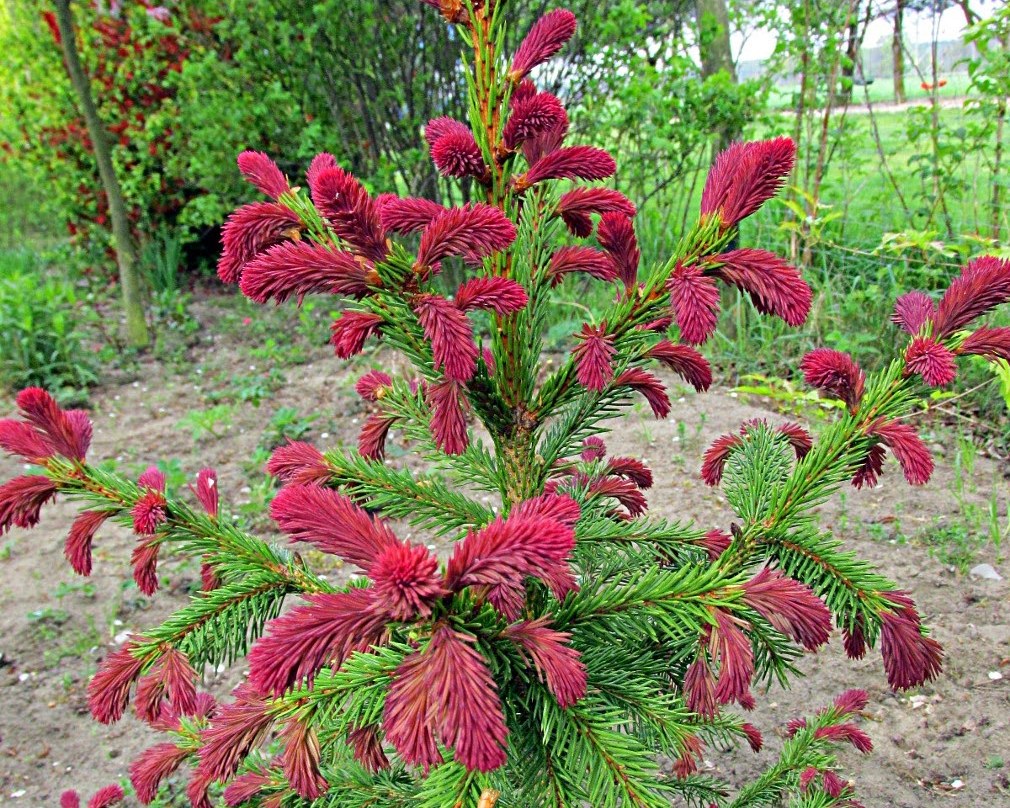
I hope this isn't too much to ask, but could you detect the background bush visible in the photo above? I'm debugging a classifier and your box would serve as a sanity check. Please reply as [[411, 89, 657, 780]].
[[0, 249, 96, 398]]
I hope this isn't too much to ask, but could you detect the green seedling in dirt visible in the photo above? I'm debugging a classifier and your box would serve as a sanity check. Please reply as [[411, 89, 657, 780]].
[[54, 580, 96, 600], [27, 606, 70, 633], [236, 477, 279, 527], [986, 756, 1005, 770], [176, 404, 235, 440], [694, 411, 707, 444], [923, 522, 984, 573], [989, 485, 1008, 553], [259, 406, 319, 451], [734, 373, 844, 418], [249, 336, 306, 366], [0, 540, 12, 561], [43, 618, 101, 668]]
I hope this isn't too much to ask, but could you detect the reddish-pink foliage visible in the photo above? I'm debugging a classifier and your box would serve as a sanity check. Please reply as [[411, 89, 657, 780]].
[[614, 368, 671, 418], [445, 513, 576, 615], [801, 348, 866, 410], [879, 591, 943, 689], [415, 203, 516, 270], [0, 474, 58, 534], [237, 151, 290, 199], [700, 137, 795, 227], [218, 202, 301, 285], [413, 293, 479, 382], [195, 685, 275, 785], [379, 196, 447, 234], [383, 625, 508, 772], [239, 241, 371, 303], [130, 742, 190, 804], [248, 588, 388, 696], [891, 291, 936, 334], [503, 618, 587, 708], [557, 186, 635, 237], [369, 541, 446, 620], [503, 92, 567, 151], [869, 419, 933, 485], [646, 340, 712, 392], [14, 387, 91, 460], [711, 249, 811, 328], [668, 262, 721, 345], [432, 130, 487, 179], [957, 326, 1010, 362], [742, 568, 832, 650], [904, 337, 957, 387], [521, 145, 616, 187], [597, 212, 639, 291], [572, 323, 615, 391], [510, 9, 577, 79], [330, 311, 384, 358], [453, 276, 528, 314], [266, 440, 330, 485], [87, 640, 148, 724], [191, 468, 219, 517], [280, 715, 329, 799], [426, 379, 469, 455], [933, 256, 1010, 338], [308, 165, 388, 263], [270, 484, 398, 567], [547, 245, 617, 285]]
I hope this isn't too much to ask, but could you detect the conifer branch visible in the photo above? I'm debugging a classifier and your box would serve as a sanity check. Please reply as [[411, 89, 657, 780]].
[[321, 450, 495, 533]]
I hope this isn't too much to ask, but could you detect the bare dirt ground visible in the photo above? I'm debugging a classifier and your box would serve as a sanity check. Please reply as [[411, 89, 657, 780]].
[[0, 300, 1008, 806]]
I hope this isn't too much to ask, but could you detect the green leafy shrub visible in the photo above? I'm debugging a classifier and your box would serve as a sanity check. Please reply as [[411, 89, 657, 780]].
[[0, 249, 95, 397]]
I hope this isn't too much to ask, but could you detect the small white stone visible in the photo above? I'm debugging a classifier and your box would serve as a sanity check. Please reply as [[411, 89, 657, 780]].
[[113, 631, 130, 645], [970, 563, 1003, 581], [11, 789, 25, 798], [18, 673, 29, 682], [951, 779, 964, 789], [321, 432, 330, 439], [988, 671, 1003, 681], [240, 487, 251, 494], [113, 619, 124, 626]]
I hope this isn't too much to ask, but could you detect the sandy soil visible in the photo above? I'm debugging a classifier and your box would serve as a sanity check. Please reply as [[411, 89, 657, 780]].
[[0, 303, 1007, 806]]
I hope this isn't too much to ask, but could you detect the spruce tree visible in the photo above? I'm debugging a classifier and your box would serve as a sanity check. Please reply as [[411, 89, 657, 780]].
[[4, 2, 1010, 806]]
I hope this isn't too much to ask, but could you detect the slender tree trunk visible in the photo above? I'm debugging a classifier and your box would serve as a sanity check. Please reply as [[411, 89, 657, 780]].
[[787, 3, 812, 264], [893, 0, 906, 104], [991, 34, 1008, 244], [802, 0, 857, 268], [840, 7, 860, 104], [695, 0, 738, 152], [53, 0, 149, 348]]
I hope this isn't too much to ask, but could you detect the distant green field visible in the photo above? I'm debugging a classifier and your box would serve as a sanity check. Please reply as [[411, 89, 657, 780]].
[[768, 72, 973, 110]]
